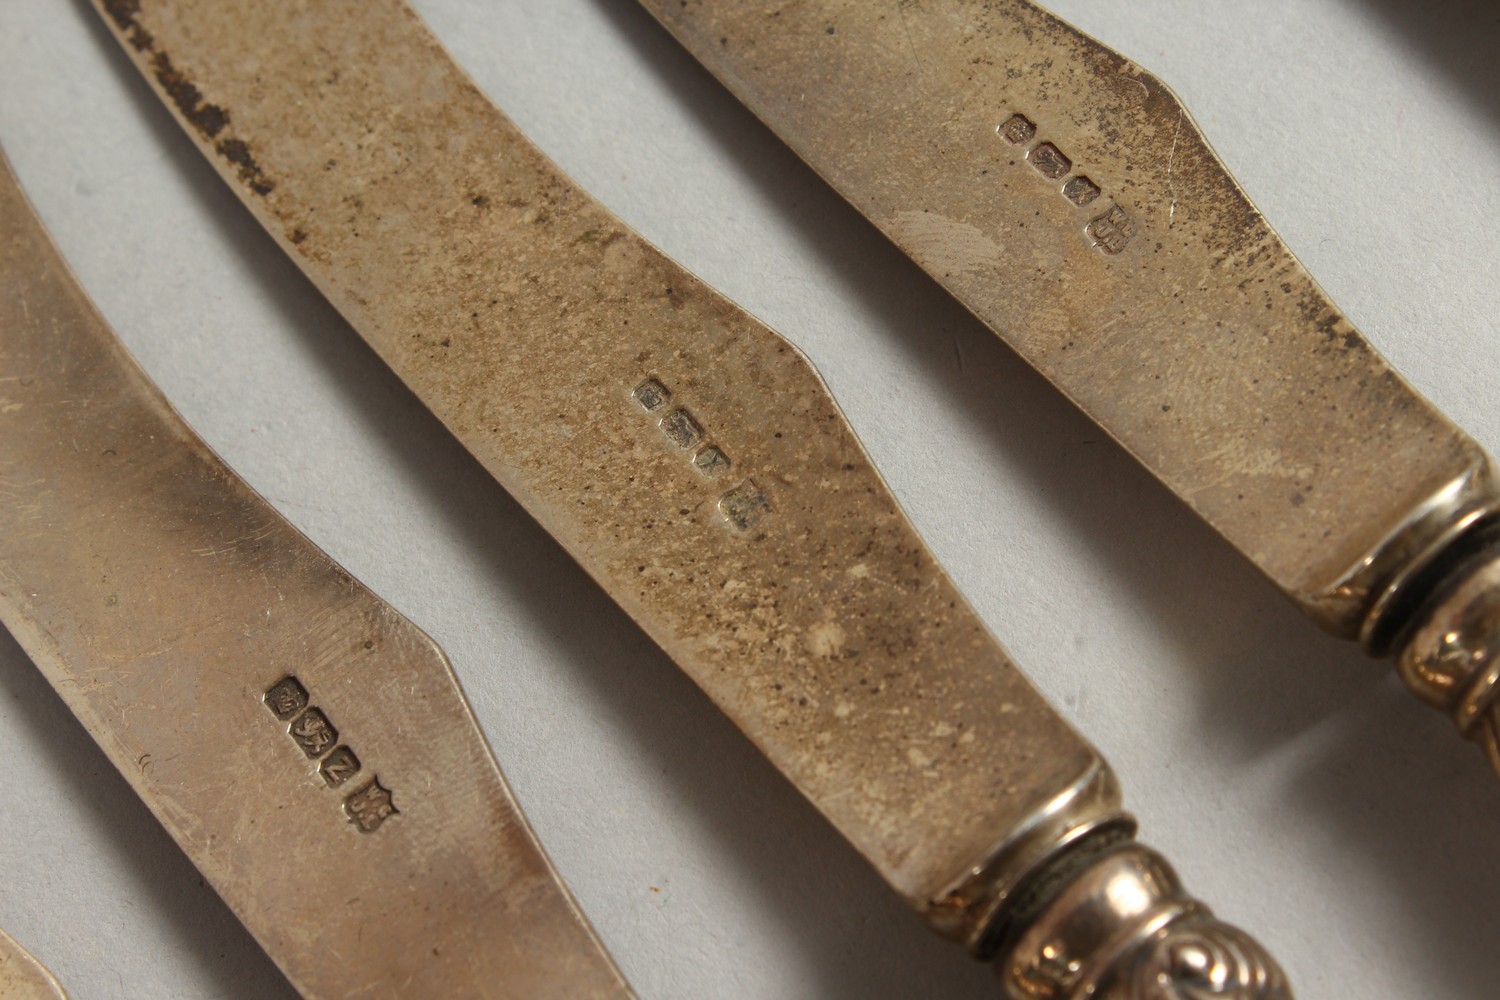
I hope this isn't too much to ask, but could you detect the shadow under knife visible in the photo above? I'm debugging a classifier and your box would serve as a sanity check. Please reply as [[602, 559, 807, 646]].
[[1361, 0, 1500, 127], [64, 1, 1003, 997]]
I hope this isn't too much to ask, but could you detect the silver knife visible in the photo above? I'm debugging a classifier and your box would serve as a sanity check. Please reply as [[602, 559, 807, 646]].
[[0, 928, 68, 1000], [0, 149, 634, 999], [635, 0, 1500, 775], [81, 0, 1295, 996]]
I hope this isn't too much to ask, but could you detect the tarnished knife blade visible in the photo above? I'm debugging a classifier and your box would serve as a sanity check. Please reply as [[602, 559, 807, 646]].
[[92, 1, 1291, 994], [0, 153, 633, 1000], [0, 928, 68, 1000], [638, 0, 1500, 769], [91, 0, 1104, 916]]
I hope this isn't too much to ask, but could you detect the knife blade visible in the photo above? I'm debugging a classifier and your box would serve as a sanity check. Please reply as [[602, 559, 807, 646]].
[[85, 0, 1289, 995], [636, 0, 1500, 773], [0, 150, 634, 1000], [0, 928, 68, 1000], [7, 3, 1495, 998]]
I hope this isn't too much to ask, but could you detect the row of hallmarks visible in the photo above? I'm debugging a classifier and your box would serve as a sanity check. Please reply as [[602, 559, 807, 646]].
[[633, 378, 772, 531], [264, 676, 397, 833], [998, 112, 1135, 256]]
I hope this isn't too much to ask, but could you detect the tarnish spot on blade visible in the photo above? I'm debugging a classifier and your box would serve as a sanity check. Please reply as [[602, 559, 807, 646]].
[[150, 50, 229, 139], [887, 210, 1001, 277], [215, 137, 276, 197], [103, 0, 154, 50], [101, 0, 140, 30], [105, 0, 276, 196]]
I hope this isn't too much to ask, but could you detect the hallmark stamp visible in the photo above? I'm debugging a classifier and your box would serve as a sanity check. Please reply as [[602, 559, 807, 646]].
[[633, 379, 672, 412], [1087, 205, 1136, 255], [289, 707, 339, 759], [319, 745, 362, 787], [264, 676, 309, 720], [345, 778, 398, 834], [660, 408, 704, 449], [693, 446, 731, 479], [720, 479, 773, 531], [1028, 142, 1072, 180], [998, 113, 1037, 145], [1063, 175, 1101, 207], [263, 676, 392, 831]]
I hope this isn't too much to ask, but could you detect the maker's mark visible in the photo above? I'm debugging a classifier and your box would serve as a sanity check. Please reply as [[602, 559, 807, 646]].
[[344, 778, 399, 834]]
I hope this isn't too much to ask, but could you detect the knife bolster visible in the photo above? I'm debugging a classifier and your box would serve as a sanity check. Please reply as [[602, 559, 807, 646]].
[[1299, 455, 1500, 776], [991, 841, 1292, 1000], [926, 761, 1131, 955], [1278, 454, 1500, 643], [1353, 458, 1500, 656]]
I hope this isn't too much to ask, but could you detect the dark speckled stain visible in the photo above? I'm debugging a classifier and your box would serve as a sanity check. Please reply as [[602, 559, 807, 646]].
[[101, 0, 140, 29], [101, 0, 276, 197], [217, 138, 275, 196], [151, 51, 229, 138], [102, 0, 153, 51]]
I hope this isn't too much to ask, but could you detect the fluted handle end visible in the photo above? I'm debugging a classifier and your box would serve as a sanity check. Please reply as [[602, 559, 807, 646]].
[[993, 843, 1290, 1000], [1396, 550, 1500, 776]]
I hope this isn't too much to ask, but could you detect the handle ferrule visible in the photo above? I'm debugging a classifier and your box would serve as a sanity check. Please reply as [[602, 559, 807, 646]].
[[993, 842, 1290, 999]]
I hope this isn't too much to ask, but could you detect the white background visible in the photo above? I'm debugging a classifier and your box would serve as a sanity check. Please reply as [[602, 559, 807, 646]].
[[2, 1, 1499, 997]]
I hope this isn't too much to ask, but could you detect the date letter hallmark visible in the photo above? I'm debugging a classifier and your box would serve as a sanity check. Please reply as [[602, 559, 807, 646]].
[[263, 676, 395, 833], [319, 745, 362, 788], [692, 445, 732, 480], [633, 378, 773, 532], [998, 112, 1134, 256]]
